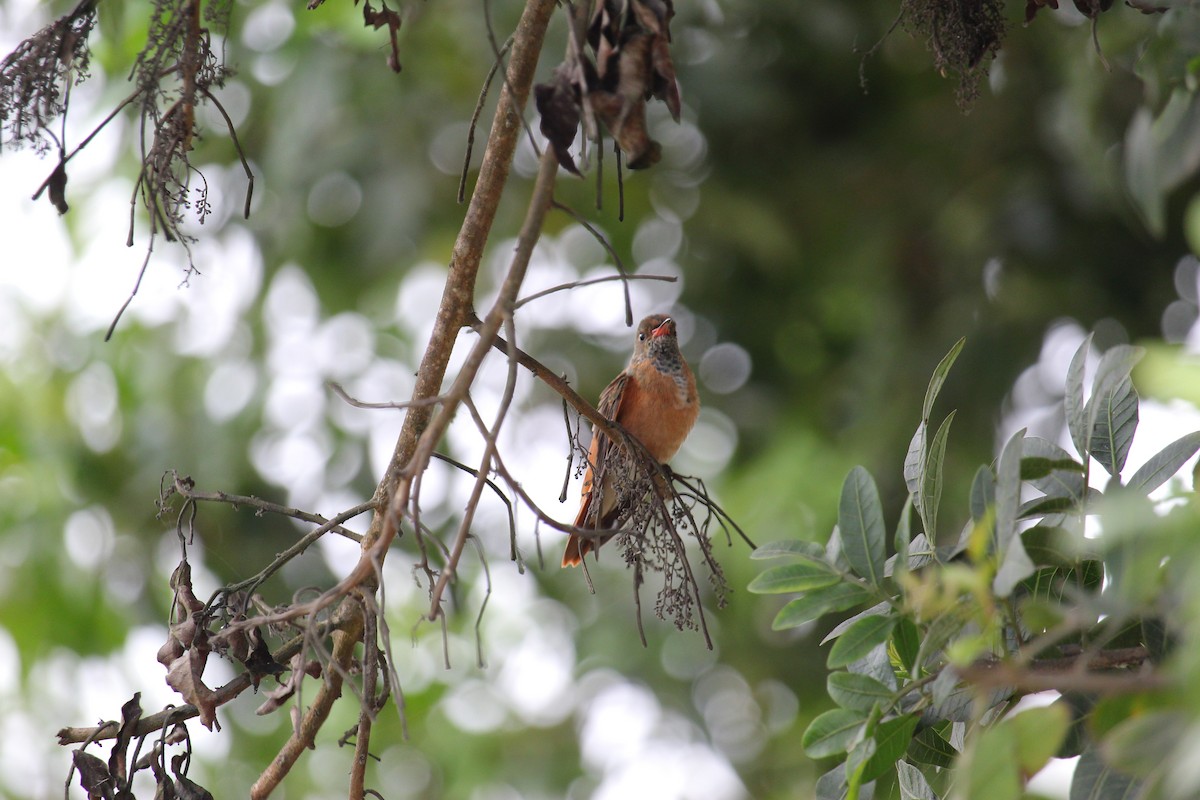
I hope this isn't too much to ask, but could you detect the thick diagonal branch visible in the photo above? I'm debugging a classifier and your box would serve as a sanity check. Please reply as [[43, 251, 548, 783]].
[[362, 0, 557, 565]]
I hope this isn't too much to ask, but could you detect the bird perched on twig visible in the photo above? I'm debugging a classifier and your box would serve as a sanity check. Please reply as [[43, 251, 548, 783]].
[[563, 314, 699, 567]]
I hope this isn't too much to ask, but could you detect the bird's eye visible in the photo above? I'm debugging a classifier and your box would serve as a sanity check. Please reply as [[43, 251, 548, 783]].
[[638, 333, 647, 341]]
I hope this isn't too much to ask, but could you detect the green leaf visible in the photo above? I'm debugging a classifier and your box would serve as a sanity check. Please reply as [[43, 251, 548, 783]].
[[846, 736, 877, 793], [963, 721, 1020, 800], [1010, 704, 1070, 777], [1020, 456, 1084, 480], [915, 607, 972, 672], [896, 761, 939, 800], [748, 560, 841, 594], [1085, 345, 1145, 476], [993, 533, 1036, 598], [994, 428, 1025, 552], [1054, 693, 1095, 760], [828, 672, 893, 713], [772, 583, 873, 630], [904, 420, 926, 497], [751, 540, 829, 560], [1089, 375, 1139, 478], [920, 411, 955, 539], [969, 465, 995, 526], [1020, 562, 1103, 604], [815, 763, 873, 800], [803, 708, 868, 759], [894, 493, 914, 570], [1017, 494, 1080, 520], [1021, 437, 1086, 500], [1066, 334, 1093, 460], [1022, 525, 1075, 568], [892, 617, 920, 674], [1070, 746, 1141, 800], [1127, 430, 1200, 494], [923, 337, 966, 422], [1103, 711, 1188, 777], [908, 727, 957, 769], [829, 616, 898, 669], [839, 466, 886, 585], [823, 602, 889, 644], [862, 714, 920, 783]]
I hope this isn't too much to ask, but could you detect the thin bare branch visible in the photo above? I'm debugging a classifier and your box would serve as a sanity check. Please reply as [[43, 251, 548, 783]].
[[329, 381, 447, 412], [960, 647, 1165, 695], [547, 199, 634, 324], [200, 86, 254, 219], [250, 606, 364, 800], [514, 272, 676, 311], [424, 157, 557, 622], [431, 450, 519, 563], [459, 36, 513, 204]]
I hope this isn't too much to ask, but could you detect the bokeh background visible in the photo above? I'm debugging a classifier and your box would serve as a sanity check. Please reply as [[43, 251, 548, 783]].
[[2, 0, 1200, 797]]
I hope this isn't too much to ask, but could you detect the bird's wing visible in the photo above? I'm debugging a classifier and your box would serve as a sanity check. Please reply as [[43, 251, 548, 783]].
[[573, 370, 631, 527]]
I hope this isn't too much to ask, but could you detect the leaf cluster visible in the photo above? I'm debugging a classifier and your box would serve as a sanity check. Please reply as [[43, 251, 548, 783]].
[[751, 337, 1200, 800], [535, 0, 680, 174]]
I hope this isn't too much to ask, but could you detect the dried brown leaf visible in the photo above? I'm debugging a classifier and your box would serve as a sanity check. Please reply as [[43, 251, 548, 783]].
[[243, 628, 286, 689], [535, 69, 582, 175], [255, 652, 318, 715], [1024, 0, 1059, 22], [47, 160, 69, 214], [72, 750, 114, 800], [164, 645, 220, 731], [106, 692, 142, 785]]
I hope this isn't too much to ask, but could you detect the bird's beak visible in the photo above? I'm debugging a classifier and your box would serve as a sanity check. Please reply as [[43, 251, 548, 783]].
[[651, 318, 674, 338]]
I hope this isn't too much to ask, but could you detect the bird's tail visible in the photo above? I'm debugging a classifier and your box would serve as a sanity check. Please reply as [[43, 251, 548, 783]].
[[562, 494, 597, 567]]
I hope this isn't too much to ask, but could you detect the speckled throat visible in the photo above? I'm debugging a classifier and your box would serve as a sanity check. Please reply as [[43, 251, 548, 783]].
[[648, 339, 693, 402]]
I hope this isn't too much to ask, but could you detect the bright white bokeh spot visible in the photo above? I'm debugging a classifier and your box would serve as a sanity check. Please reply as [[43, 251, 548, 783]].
[[692, 666, 766, 762], [396, 263, 448, 337], [264, 375, 325, 430], [242, 1, 295, 52], [307, 171, 362, 227], [442, 679, 508, 733], [699, 342, 752, 395], [375, 746, 435, 799], [581, 682, 660, 771], [330, 357, 413, 434], [428, 121, 472, 175], [198, 80, 252, 135], [63, 506, 116, 571], [251, 52, 295, 85], [174, 228, 265, 356], [632, 215, 683, 265], [756, 679, 799, 734], [497, 627, 575, 726], [1028, 756, 1076, 800], [265, 264, 319, 337], [65, 361, 122, 452], [677, 407, 737, 476], [660, 632, 719, 680], [0, 628, 18, 695], [315, 312, 375, 380], [630, 257, 684, 310], [205, 359, 259, 421]]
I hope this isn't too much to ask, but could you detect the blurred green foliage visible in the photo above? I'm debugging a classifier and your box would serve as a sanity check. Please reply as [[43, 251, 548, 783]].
[[3, 0, 1200, 798]]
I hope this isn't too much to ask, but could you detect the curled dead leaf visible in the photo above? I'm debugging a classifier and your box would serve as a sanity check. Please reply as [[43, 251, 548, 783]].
[[72, 750, 114, 800], [534, 0, 680, 173], [165, 642, 220, 731]]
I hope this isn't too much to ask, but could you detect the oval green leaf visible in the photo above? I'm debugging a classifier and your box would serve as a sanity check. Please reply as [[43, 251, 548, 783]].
[[828, 615, 897, 669], [839, 466, 886, 585], [772, 583, 872, 631], [802, 708, 868, 759], [827, 671, 892, 713], [748, 560, 841, 595]]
